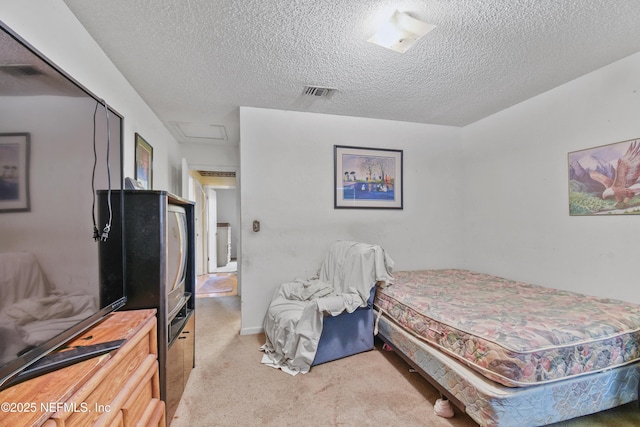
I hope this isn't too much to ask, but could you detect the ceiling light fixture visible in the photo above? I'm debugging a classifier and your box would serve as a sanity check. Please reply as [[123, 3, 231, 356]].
[[367, 10, 436, 53]]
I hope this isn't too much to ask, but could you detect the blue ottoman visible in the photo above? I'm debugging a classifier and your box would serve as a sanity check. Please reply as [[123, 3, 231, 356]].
[[312, 287, 376, 366]]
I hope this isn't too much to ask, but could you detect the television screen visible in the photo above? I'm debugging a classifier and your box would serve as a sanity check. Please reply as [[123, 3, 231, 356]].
[[0, 21, 126, 390], [166, 205, 188, 320]]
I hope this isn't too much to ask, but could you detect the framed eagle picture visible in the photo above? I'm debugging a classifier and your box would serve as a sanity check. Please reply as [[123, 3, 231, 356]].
[[568, 138, 640, 215]]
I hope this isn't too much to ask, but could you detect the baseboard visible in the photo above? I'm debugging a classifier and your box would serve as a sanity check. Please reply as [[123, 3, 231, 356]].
[[240, 325, 263, 335]]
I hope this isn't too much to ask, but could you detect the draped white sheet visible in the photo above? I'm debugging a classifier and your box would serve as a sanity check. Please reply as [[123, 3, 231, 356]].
[[260, 241, 394, 375], [0, 253, 96, 366]]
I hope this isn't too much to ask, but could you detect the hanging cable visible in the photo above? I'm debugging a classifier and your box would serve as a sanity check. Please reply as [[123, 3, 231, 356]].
[[91, 99, 113, 242], [101, 99, 112, 241], [91, 102, 100, 241]]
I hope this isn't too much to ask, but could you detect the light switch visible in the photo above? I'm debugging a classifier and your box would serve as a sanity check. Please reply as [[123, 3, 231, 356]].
[[252, 220, 260, 232]]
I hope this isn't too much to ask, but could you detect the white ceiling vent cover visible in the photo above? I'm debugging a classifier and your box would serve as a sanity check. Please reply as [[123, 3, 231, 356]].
[[302, 85, 336, 98]]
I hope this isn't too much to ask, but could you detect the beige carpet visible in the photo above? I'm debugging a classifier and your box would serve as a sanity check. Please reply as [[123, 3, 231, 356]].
[[170, 297, 640, 426]]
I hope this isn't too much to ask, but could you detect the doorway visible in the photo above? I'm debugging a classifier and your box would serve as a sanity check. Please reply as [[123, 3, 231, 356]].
[[187, 170, 239, 299]]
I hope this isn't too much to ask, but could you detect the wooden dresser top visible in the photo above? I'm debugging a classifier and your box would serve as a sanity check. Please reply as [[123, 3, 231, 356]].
[[0, 309, 156, 427]]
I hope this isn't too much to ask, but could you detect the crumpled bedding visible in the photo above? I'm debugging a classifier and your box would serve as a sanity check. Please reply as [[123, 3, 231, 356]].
[[260, 241, 394, 375], [5, 291, 76, 326], [7, 292, 96, 345], [0, 252, 97, 366], [0, 252, 51, 312]]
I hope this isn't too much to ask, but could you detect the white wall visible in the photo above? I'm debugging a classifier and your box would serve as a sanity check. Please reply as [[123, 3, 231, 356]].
[[239, 108, 463, 333], [461, 51, 640, 303], [2, 0, 182, 194], [216, 189, 238, 259]]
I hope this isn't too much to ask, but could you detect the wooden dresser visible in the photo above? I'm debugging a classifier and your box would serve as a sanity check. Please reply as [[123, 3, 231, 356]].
[[0, 309, 164, 427]]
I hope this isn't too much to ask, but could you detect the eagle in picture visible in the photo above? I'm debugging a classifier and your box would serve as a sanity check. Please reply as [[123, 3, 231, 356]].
[[588, 140, 640, 207]]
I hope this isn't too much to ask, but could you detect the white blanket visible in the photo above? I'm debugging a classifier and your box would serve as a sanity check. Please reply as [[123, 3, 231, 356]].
[[0, 252, 50, 312], [260, 241, 394, 375], [0, 253, 97, 365]]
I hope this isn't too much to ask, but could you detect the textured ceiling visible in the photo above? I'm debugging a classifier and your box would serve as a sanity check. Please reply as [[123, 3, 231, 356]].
[[62, 0, 640, 146]]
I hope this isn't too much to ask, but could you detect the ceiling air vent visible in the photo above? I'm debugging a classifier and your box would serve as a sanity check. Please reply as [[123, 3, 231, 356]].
[[302, 85, 336, 98], [198, 171, 236, 178]]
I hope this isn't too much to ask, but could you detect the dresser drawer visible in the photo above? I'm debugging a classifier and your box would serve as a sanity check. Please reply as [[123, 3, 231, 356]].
[[108, 411, 124, 427], [120, 359, 160, 425], [0, 311, 160, 427], [136, 399, 166, 427], [48, 315, 156, 426], [61, 337, 152, 426]]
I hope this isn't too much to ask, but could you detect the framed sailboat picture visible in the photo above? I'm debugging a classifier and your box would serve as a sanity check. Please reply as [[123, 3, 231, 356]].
[[334, 145, 403, 209]]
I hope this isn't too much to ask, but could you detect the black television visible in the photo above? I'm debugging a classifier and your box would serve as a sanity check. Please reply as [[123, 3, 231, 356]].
[[0, 21, 126, 390]]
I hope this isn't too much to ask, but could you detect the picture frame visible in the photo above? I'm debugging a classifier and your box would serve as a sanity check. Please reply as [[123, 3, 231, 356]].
[[135, 133, 153, 190], [0, 133, 30, 212], [568, 137, 640, 215], [334, 145, 403, 209]]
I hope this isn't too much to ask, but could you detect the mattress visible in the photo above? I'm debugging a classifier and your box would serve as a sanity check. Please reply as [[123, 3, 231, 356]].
[[375, 311, 640, 427], [374, 269, 640, 387]]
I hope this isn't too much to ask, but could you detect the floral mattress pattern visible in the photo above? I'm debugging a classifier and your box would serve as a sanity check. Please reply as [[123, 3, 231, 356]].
[[374, 269, 640, 387], [376, 313, 640, 427]]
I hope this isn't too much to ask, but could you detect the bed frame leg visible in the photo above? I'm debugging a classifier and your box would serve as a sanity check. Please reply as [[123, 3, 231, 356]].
[[434, 395, 454, 418]]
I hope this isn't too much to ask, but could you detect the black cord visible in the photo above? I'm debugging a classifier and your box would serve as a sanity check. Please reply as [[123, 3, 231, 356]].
[[92, 102, 100, 241], [91, 99, 113, 242], [101, 100, 112, 242]]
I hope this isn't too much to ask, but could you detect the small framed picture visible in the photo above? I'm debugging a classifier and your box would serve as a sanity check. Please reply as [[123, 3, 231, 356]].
[[334, 145, 403, 209], [0, 133, 30, 212], [135, 133, 153, 189]]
